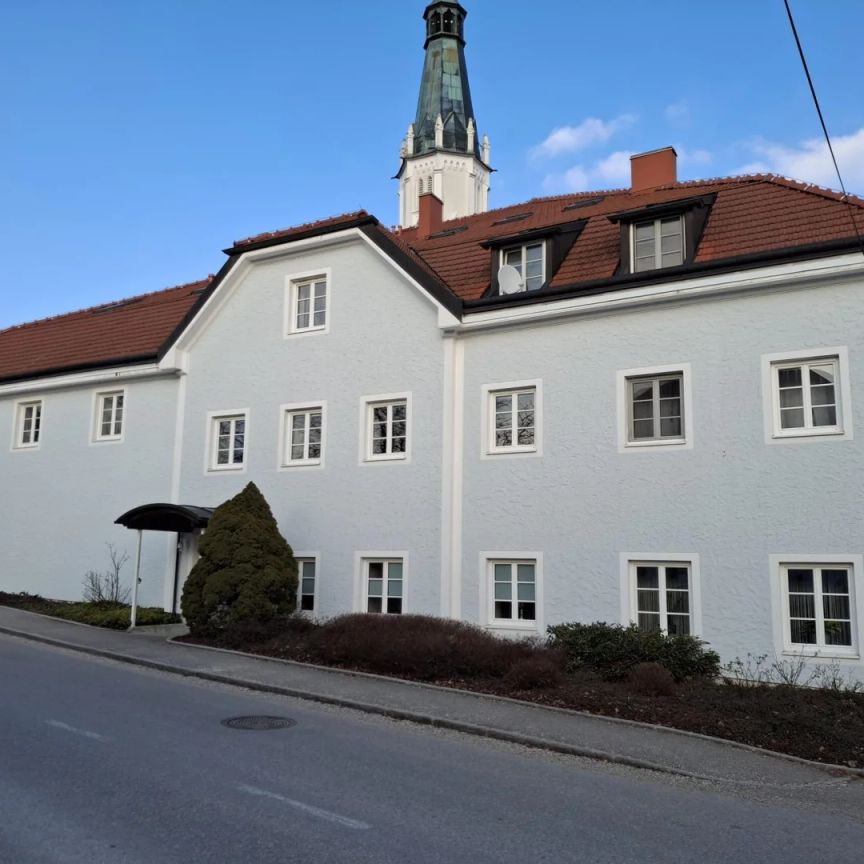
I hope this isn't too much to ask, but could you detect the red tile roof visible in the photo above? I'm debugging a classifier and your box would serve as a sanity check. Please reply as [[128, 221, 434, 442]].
[[3, 175, 863, 383], [396, 176, 864, 300], [0, 278, 211, 383]]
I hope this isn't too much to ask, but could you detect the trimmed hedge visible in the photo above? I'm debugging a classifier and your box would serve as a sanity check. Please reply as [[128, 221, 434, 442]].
[[547, 621, 720, 681]]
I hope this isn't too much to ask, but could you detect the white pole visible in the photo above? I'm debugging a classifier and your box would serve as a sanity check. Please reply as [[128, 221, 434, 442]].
[[130, 529, 143, 629]]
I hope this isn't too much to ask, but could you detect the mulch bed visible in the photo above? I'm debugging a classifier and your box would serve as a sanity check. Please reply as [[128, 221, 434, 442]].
[[178, 628, 864, 768]]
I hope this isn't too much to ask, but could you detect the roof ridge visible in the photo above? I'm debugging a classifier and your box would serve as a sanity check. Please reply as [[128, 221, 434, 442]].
[[0, 276, 213, 336], [233, 210, 371, 247]]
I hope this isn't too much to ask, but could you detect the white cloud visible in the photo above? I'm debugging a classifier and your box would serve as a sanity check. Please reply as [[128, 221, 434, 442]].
[[736, 128, 864, 192], [676, 146, 713, 167], [665, 100, 690, 124], [532, 114, 636, 159], [593, 150, 632, 184]]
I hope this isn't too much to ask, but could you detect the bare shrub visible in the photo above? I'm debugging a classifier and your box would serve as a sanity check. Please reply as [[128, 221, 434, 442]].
[[503, 654, 565, 690], [82, 544, 130, 605], [628, 662, 676, 697], [722, 653, 772, 687]]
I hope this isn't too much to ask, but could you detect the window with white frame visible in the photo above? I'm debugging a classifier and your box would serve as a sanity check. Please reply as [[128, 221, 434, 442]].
[[490, 560, 537, 624], [772, 356, 842, 436], [632, 216, 684, 272], [632, 562, 691, 635], [365, 559, 403, 614], [489, 387, 537, 453], [94, 391, 124, 441], [627, 374, 684, 442], [297, 558, 317, 612], [291, 276, 328, 333], [283, 407, 323, 466], [14, 400, 42, 448], [501, 243, 545, 291], [366, 398, 408, 461], [783, 564, 854, 651], [210, 414, 246, 470]]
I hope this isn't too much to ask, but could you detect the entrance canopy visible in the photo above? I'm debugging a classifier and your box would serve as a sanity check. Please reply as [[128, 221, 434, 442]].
[[115, 503, 214, 534]]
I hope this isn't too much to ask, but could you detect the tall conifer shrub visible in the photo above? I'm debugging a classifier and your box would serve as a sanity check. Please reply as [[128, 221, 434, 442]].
[[181, 483, 297, 636]]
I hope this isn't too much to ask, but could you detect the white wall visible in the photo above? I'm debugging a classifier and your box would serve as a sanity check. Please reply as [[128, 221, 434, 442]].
[[176, 236, 446, 618], [0, 374, 179, 607], [459, 277, 864, 676]]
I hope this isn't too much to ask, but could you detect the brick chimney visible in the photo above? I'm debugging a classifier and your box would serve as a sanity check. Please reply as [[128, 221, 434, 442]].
[[630, 147, 677, 192], [418, 192, 443, 237]]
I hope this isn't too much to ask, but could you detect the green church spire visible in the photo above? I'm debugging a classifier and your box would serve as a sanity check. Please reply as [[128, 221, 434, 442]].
[[412, 2, 478, 157]]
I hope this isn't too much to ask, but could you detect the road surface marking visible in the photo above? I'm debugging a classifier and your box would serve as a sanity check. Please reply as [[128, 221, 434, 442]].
[[237, 784, 371, 830], [46, 720, 106, 741]]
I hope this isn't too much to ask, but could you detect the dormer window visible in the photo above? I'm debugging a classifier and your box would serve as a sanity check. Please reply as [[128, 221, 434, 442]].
[[632, 216, 684, 272], [609, 195, 715, 277], [502, 243, 545, 292]]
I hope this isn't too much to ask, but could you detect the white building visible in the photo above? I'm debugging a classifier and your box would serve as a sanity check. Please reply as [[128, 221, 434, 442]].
[[2, 2, 864, 677]]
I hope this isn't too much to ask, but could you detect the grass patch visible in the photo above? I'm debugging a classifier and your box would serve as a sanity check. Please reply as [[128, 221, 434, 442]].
[[0, 591, 181, 630], [179, 613, 864, 767]]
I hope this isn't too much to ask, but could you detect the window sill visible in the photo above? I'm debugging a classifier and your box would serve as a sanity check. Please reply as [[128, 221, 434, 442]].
[[487, 446, 539, 457], [208, 465, 246, 473], [280, 460, 323, 470], [772, 428, 845, 440], [12, 444, 40, 451], [782, 648, 860, 661], [623, 438, 688, 452], [487, 621, 539, 632], [364, 454, 408, 464], [285, 326, 328, 338]]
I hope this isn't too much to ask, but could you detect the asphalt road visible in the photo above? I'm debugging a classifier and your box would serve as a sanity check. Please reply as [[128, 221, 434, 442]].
[[1, 635, 863, 864]]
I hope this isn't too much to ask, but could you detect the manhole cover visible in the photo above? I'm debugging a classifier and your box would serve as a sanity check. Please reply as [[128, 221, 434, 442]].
[[221, 715, 296, 731]]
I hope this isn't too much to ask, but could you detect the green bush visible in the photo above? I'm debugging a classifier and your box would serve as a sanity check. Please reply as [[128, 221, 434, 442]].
[[0, 593, 180, 629], [547, 621, 720, 681], [181, 482, 297, 637]]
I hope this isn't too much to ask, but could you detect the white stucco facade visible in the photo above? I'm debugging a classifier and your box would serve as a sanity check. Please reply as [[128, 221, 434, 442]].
[[3, 238, 864, 679]]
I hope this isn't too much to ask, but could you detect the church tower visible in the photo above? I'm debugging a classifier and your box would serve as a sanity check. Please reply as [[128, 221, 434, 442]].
[[397, 2, 492, 228]]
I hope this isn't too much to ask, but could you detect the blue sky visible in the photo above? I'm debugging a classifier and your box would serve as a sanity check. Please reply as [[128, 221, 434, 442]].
[[2, 0, 863, 328]]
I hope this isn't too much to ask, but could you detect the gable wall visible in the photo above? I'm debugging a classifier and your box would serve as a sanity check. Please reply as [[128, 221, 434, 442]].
[[176, 237, 446, 616]]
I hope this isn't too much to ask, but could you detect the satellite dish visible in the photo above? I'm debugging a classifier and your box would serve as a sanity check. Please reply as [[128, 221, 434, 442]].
[[498, 264, 525, 295]]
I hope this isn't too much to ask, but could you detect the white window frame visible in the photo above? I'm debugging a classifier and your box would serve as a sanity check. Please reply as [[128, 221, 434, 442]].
[[92, 389, 126, 443], [481, 379, 543, 458], [761, 347, 852, 443], [355, 553, 408, 615], [294, 553, 320, 614], [279, 402, 326, 470], [769, 554, 862, 660], [630, 215, 685, 273], [480, 552, 543, 633], [284, 268, 331, 337], [11, 399, 42, 450], [360, 392, 412, 464], [616, 363, 693, 452], [619, 553, 703, 637], [500, 243, 546, 291], [205, 410, 249, 473]]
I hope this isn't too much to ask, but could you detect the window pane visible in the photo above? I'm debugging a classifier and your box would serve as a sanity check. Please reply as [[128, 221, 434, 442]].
[[823, 594, 850, 622], [638, 612, 661, 632], [387, 579, 403, 599], [516, 564, 535, 583], [387, 562, 403, 582], [517, 392, 534, 411], [658, 378, 680, 398], [667, 614, 690, 636], [300, 595, 315, 611], [368, 562, 384, 580], [495, 601, 513, 619], [780, 408, 806, 429], [496, 430, 513, 447], [659, 398, 680, 418], [517, 582, 535, 602], [810, 385, 835, 406], [810, 365, 834, 386], [387, 598, 402, 615], [291, 445, 305, 461], [790, 619, 817, 644], [659, 417, 682, 437], [517, 602, 536, 621], [779, 388, 804, 408], [778, 367, 802, 388], [517, 426, 534, 445], [632, 400, 654, 420], [787, 568, 814, 593], [235, 419, 245, 434], [494, 582, 512, 601], [392, 403, 407, 422], [634, 222, 654, 242], [665, 567, 689, 590], [824, 622, 852, 647], [367, 597, 382, 614], [666, 591, 690, 614], [496, 395, 512, 413], [637, 589, 659, 613], [636, 566, 659, 589], [367, 579, 383, 598], [812, 406, 837, 427], [822, 569, 849, 594]]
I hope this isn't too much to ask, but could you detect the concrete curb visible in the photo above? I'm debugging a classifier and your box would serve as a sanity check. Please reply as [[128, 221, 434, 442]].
[[174, 637, 864, 780], [2, 622, 861, 785]]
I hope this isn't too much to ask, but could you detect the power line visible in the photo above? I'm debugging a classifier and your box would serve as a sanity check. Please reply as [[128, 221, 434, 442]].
[[783, 0, 864, 256]]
